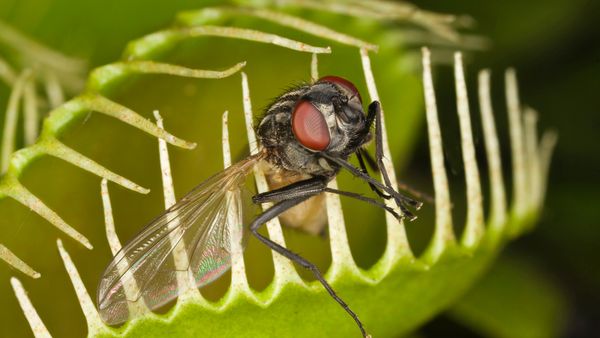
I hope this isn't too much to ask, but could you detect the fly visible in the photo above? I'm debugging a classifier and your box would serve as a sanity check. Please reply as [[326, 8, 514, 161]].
[[96, 75, 422, 337]]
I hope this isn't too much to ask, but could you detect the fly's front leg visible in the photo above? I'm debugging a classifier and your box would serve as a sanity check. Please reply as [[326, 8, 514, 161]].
[[369, 101, 421, 217], [356, 149, 390, 199], [249, 194, 368, 337], [356, 102, 391, 199], [323, 187, 402, 221], [320, 152, 416, 221], [358, 148, 380, 173]]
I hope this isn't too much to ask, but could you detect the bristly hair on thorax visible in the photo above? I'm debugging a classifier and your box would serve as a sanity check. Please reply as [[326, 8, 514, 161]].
[[254, 81, 311, 132]]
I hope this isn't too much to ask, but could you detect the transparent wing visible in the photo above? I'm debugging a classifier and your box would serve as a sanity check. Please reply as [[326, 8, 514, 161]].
[[97, 154, 262, 325]]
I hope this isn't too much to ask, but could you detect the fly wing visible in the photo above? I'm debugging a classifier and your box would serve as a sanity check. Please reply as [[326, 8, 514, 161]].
[[96, 154, 262, 325]]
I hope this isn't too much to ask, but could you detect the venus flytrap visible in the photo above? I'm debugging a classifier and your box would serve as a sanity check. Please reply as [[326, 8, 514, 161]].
[[0, 0, 448, 283], [17, 49, 554, 337], [1, 1, 555, 337]]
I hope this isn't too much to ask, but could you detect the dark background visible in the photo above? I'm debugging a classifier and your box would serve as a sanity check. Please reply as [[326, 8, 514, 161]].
[[413, 0, 600, 337]]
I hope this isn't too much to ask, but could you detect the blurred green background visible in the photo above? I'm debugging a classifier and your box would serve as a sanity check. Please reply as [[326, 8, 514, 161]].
[[0, 0, 598, 337]]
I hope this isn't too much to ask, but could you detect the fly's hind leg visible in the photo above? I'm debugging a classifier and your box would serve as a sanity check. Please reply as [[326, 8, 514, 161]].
[[249, 192, 368, 338], [252, 176, 326, 204], [252, 176, 402, 221]]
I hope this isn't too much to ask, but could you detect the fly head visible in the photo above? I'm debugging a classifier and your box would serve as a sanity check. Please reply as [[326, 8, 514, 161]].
[[258, 75, 372, 177]]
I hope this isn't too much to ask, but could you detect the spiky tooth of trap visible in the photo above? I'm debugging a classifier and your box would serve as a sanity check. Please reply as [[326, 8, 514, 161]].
[[23, 76, 39, 146], [1, 70, 32, 173], [89, 61, 246, 91], [524, 108, 541, 210], [6, 181, 92, 249], [101, 179, 148, 317], [421, 47, 456, 262], [179, 7, 377, 51], [477, 69, 507, 229], [80, 94, 196, 150], [0, 245, 40, 278], [10, 277, 51, 338], [42, 137, 149, 194], [154, 111, 200, 300], [57, 239, 109, 335], [453, 52, 484, 248], [221, 111, 254, 296], [505, 69, 527, 220], [181, 26, 331, 54], [360, 48, 413, 264]]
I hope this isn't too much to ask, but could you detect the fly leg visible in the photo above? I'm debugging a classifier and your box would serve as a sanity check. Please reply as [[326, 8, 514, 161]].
[[369, 101, 434, 205], [253, 176, 402, 221], [369, 101, 423, 215], [249, 192, 369, 337], [252, 176, 326, 204], [356, 148, 390, 199], [358, 148, 379, 173], [319, 152, 417, 220], [322, 187, 402, 220], [356, 103, 391, 199]]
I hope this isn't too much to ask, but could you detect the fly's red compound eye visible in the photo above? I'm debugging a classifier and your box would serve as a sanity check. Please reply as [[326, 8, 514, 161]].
[[292, 100, 330, 151], [318, 75, 362, 103]]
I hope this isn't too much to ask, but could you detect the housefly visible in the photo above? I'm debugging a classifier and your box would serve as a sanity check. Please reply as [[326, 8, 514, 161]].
[[97, 75, 421, 337]]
